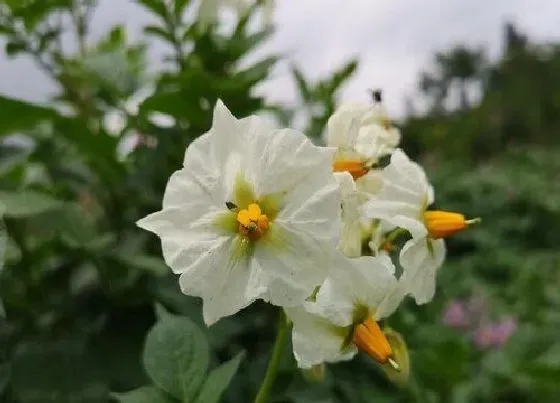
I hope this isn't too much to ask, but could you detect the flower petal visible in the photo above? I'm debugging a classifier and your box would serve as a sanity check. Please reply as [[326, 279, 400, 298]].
[[336, 172, 368, 257], [286, 306, 356, 368], [364, 149, 431, 221], [177, 236, 256, 325], [399, 238, 446, 304], [247, 124, 336, 197], [253, 224, 332, 306], [312, 253, 400, 325], [326, 103, 369, 149], [276, 167, 341, 246]]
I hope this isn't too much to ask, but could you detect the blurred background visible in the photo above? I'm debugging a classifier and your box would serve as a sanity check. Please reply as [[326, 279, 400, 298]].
[[0, 0, 559, 402]]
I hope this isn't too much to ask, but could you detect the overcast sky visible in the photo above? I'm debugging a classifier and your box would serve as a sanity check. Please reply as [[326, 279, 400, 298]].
[[1, 0, 560, 117]]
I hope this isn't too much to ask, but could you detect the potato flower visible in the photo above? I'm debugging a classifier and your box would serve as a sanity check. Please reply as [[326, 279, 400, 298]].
[[286, 254, 405, 369], [364, 149, 479, 303], [137, 101, 341, 325]]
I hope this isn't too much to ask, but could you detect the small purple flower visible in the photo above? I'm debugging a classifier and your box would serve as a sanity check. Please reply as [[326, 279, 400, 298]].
[[441, 300, 470, 329], [473, 322, 497, 349], [473, 317, 518, 350], [492, 317, 517, 346]]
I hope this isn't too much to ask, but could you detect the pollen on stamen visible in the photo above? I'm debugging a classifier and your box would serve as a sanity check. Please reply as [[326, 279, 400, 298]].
[[236, 203, 269, 240], [333, 159, 369, 180]]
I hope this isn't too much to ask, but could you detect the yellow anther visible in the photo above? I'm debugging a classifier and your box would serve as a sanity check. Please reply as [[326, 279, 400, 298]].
[[333, 159, 369, 180], [424, 210, 480, 239], [247, 203, 262, 220], [236, 203, 269, 240], [352, 317, 394, 365]]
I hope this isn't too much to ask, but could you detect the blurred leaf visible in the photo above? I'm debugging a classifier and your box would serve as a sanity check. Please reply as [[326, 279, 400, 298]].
[[0, 190, 63, 217], [11, 339, 108, 403], [28, 203, 97, 246], [292, 67, 311, 102], [327, 59, 358, 94], [144, 25, 175, 43], [143, 316, 210, 401], [194, 351, 245, 403], [136, 0, 168, 20], [174, 0, 191, 18], [116, 255, 170, 277], [380, 327, 410, 386], [5, 40, 26, 56], [113, 386, 176, 403], [0, 96, 57, 137], [12, 0, 70, 32]]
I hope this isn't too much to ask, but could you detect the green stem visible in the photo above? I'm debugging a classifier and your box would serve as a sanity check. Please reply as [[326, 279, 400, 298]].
[[254, 310, 290, 403]]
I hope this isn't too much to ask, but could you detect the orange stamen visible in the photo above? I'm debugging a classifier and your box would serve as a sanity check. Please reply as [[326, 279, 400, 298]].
[[333, 159, 369, 180], [237, 203, 269, 240], [423, 210, 480, 239], [352, 317, 393, 364]]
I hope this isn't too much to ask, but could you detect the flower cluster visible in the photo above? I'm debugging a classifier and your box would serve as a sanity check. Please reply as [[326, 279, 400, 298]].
[[442, 297, 518, 350], [137, 95, 478, 376]]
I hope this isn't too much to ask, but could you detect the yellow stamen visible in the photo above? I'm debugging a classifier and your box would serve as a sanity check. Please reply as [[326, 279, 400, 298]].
[[333, 159, 369, 180], [236, 203, 269, 240], [424, 210, 481, 239], [352, 317, 394, 364]]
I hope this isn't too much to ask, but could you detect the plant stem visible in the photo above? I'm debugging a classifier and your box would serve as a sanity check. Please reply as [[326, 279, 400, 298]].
[[254, 310, 290, 403]]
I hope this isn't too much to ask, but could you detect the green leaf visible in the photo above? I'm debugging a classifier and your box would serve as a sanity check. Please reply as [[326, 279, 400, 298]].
[[112, 386, 176, 403], [136, 0, 168, 20], [327, 59, 358, 94], [28, 203, 97, 246], [194, 352, 245, 403], [144, 25, 175, 43], [11, 340, 108, 403], [291, 67, 311, 102], [174, 0, 191, 18], [5, 40, 26, 56], [116, 254, 170, 276], [143, 316, 210, 401], [0, 96, 58, 137], [0, 190, 63, 217]]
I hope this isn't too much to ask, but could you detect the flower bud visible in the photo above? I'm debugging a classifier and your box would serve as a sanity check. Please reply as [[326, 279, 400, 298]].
[[379, 327, 410, 386]]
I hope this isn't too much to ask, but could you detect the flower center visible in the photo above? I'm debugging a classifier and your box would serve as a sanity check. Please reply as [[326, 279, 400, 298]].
[[236, 203, 269, 240], [333, 159, 369, 180], [352, 317, 398, 369], [423, 210, 481, 239]]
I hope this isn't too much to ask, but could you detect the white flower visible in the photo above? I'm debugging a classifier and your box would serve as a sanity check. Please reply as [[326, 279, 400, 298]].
[[137, 100, 341, 325], [335, 172, 370, 258], [286, 254, 405, 369], [328, 102, 400, 188], [364, 149, 476, 304]]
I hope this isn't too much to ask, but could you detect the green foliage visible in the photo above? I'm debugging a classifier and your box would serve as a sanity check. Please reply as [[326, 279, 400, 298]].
[[115, 314, 244, 403], [0, 1, 558, 401], [143, 316, 209, 401]]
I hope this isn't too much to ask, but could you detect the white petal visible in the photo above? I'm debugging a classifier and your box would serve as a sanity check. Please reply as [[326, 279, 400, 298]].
[[312, 253, 400, 325], [247, 125, 336, 197], [335, 172, 367, 257], [364, 149, 431, 220], [399, 238, 446, 305], [178, 236, 256, 326], [355, 170, 383, 196], [326, 103, 369, 149], [136, 170, 230, 276], [286, 307, 356, 368], [277, 165, 341, 246], [254, 224, 332, 306]]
